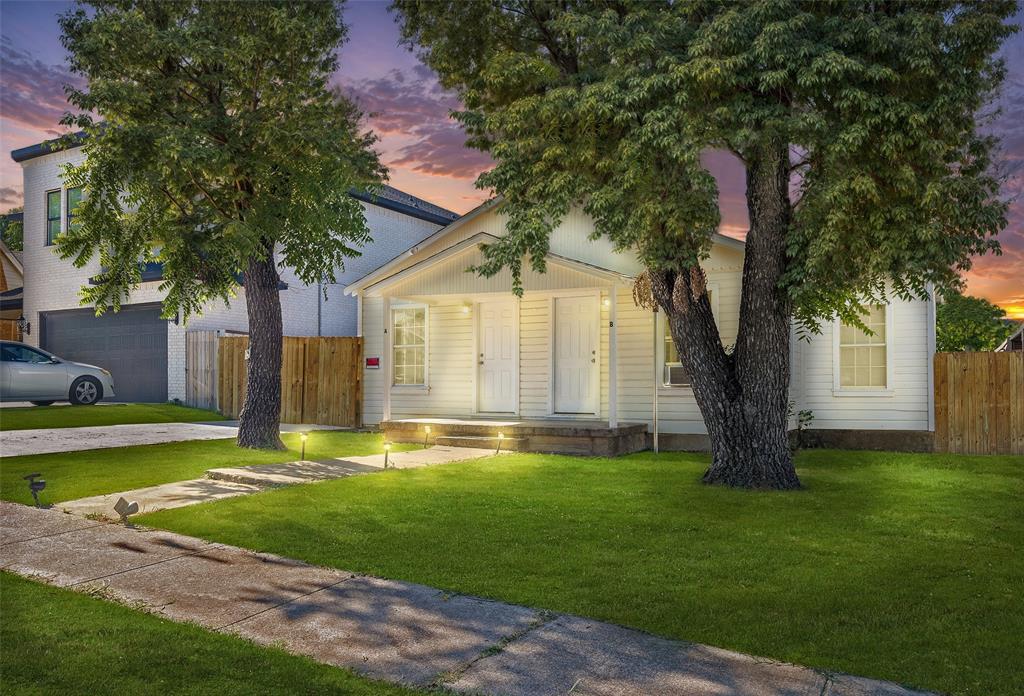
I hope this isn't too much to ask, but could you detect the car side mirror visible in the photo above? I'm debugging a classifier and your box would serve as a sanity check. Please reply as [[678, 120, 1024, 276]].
[[49, 358, 61, 364]]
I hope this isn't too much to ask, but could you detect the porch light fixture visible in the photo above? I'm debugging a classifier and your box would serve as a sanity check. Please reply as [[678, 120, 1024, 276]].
[[423, 425, 431, 448], [603, 298, 610, 307], [461, 304, 471, 314], [383, 441, 392, 468], [16, 313, 30, 336], [496, 432, 504, 454], [300, 432, 308, 461]]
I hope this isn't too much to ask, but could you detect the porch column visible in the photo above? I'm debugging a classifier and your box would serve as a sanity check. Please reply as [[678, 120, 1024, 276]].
[[608, 284, 618, 428], [382, 295, 391, 422]]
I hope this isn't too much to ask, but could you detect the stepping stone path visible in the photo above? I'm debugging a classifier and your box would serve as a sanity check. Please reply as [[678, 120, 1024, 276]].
[[59, 446, 498, 519], [0, 502, 934, 695]]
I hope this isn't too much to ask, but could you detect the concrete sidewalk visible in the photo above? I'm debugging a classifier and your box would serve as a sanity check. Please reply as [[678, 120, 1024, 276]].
[[0, 421, 343, 457], [0, 502, 930, 696]]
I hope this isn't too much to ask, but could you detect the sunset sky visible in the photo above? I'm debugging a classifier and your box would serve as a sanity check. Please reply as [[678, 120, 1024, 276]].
[[1, 1, 1021, 318]]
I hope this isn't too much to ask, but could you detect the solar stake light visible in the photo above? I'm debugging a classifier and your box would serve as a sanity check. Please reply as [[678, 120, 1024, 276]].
[[23, 473, 45, 508], [496, 432, 504, 454], [300, 432, 308, 461], [384, 441, 392, 469], [423, 425, 432, 448], [113, 496, 140, 525]]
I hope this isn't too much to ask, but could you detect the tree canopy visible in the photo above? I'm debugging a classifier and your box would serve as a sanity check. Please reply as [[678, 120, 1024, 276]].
[[397, 0, 1015, 330], [936, 291, 1015, 351], [57, 0, 385, 319]]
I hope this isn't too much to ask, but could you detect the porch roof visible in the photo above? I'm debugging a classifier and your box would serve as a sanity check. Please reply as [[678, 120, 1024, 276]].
[[350, 231, 635, 298]]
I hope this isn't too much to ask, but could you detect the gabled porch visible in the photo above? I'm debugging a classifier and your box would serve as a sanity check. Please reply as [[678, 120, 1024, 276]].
[[381, 417, 648, 456]]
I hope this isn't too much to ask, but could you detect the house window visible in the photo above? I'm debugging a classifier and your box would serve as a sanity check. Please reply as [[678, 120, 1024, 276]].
[[46, 190, 61, 245], [662, 319, 690, 386], [660, 287, 715, 387], [392, 306, 427, 386], [838, 305, 888, 389], [66, 187, 83, 232]]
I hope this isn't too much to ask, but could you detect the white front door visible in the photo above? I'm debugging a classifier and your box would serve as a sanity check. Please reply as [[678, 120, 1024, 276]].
[[553, 295, 598, 414], [478, 301, 517, 413]]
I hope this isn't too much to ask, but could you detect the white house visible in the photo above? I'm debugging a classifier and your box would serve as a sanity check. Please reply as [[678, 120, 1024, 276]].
[[345, 198, 937, 452], [11, 136, 457, 403]]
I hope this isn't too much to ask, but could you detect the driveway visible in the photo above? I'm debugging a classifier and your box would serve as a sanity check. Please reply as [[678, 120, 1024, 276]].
[[0, 422, 238, 457]]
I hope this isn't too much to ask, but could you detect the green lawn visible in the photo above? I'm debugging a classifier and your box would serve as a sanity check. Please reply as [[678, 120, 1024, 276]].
[[0, 431, 404, 505], [0, 402, 226, 431], [142, 449, 1024, 696], [0, 572, 422, 695]]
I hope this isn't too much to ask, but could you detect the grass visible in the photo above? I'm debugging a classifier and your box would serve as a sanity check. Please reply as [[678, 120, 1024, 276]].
[[142, 449, 1024, 696], [0, 431, 407, 505], [0, 402, 226, 431], [0, 572, 423, 695]]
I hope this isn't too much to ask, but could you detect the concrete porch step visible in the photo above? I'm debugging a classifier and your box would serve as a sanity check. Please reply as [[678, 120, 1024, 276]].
[[433, 435, 527, 451]]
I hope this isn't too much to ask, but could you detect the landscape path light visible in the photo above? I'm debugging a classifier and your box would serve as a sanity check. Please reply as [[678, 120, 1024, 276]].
[[384, 441, 392, 469], [300, 432, 308, 461], [496, 432, 504, 454], [423, 425, 431, 448]]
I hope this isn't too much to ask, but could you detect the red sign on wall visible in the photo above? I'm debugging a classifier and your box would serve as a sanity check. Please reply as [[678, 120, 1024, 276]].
[[365, 357, 380, 369]]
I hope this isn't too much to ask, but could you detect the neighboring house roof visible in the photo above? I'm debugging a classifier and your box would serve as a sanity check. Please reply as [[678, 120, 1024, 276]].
[[344, 194, 745, 296], [0, 240, 24, 277], [10, 135, 458, 226], [996, 323, 1024, 352]]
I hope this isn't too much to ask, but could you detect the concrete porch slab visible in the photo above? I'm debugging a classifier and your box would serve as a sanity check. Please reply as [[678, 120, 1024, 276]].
[[227, 574, 541, 687], [58, 478, 261, 519]]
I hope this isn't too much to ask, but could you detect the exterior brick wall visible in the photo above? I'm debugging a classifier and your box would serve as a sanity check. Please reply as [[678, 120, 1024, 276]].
[[18, 146, 446, 402]]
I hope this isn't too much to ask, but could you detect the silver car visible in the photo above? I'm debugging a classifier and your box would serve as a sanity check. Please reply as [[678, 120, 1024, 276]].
[[0, 341, 116, 406]]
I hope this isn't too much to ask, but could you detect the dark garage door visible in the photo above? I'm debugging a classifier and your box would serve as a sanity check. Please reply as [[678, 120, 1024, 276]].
[[41, 303, 168, 402]]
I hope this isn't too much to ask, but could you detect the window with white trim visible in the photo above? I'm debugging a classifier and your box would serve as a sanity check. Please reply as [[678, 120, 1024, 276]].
[[838, 305, 888, 389], [392, 306, 427, 386], [659, 287, 715, 387]]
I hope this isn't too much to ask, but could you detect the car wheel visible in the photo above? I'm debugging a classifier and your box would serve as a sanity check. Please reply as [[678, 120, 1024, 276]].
[[69, 376, 102, 405]]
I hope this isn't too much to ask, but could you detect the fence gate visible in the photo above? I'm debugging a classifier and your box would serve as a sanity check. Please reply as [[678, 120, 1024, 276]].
[[185, 330, 219, 411], [934, 351, 1024, 455], [218, 335, 363, 428]]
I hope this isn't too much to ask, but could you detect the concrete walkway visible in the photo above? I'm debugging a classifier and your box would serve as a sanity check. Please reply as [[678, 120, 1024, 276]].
[[0, 421, 343, 457], [0, 502, 931, 696], [59, 446, 497, 518]]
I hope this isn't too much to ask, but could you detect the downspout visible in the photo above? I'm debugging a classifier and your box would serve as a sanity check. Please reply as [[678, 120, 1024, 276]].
[[652, 306, 659, 453]]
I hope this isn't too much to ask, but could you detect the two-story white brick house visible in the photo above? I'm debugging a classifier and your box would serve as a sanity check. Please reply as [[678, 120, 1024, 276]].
[[11, 135, 457, 403]]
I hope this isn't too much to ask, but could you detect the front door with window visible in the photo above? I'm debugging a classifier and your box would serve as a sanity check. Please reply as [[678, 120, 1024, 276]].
[[477, 301, 517, 413], [553, 295, 598, 414]]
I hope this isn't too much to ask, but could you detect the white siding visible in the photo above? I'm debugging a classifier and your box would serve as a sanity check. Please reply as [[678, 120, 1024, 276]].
[[360, 204, 933, 435]]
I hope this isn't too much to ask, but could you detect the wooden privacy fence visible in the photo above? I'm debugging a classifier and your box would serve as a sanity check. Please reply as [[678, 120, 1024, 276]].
[[185, 330, 219, 411], [934, 351, 1024, 455], [218, 335, 363, 428]]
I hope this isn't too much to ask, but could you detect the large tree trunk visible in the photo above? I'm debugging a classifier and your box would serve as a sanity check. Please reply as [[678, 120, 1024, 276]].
[[655, 143, 800, 489], [236, 248, 285, 450]]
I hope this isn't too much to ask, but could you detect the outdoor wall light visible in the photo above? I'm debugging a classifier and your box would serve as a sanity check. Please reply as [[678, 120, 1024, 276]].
[[300, 432, 308, 461], [423, 425, 432, 448], [461, 304, 471, 314], [16, 314, 30, 336], [603, 298, 611, 307], [384, 441, 392, 468]]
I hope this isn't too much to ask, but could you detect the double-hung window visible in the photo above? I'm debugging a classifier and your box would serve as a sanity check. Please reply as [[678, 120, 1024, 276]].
[[66, 187, 83, 233], [837, 305, 888, 389], [660, 286, 716, 387], [392, 306, 427, 386], [45, 190, 61, 245]]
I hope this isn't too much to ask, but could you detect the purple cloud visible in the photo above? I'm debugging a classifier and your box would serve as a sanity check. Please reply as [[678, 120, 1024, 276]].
[[340, 67, 492, 180], [0, 36, 83, 135], [0, 187, 20, 206]]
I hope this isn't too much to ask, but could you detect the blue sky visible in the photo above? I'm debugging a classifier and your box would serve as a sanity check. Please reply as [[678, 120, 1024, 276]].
[[1, 0, 1020, 315]]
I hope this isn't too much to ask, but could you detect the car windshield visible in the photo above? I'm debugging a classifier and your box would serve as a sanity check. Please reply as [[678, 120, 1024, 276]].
[[0, 344, 55, 363]]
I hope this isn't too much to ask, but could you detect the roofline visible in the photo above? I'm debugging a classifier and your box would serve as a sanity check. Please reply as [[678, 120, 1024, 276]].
[[11, 133, 457, 227], [344, 196, 502, 295], [358, 232, 501, 297], [349, 189, 457, 226], [11, 131, 88, 163], [996, 322, 1023, 352], [0, 241, 23, 275]]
